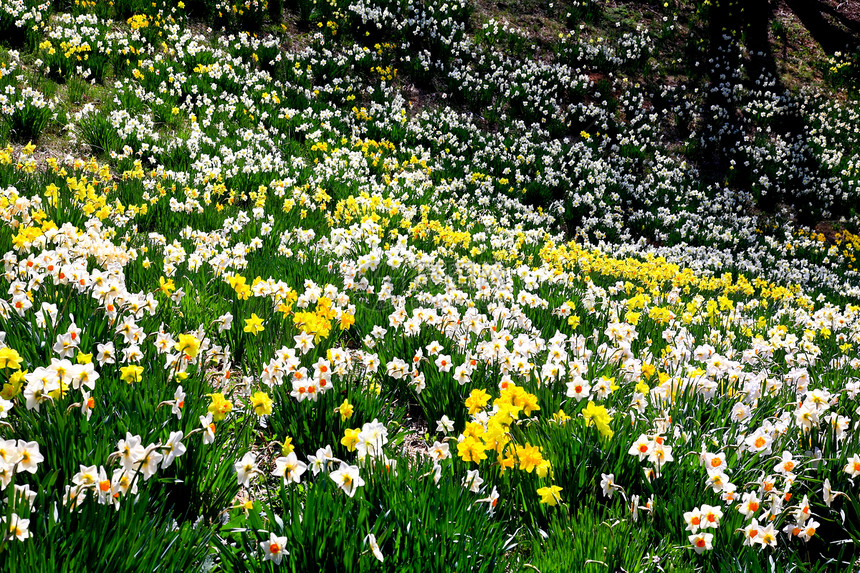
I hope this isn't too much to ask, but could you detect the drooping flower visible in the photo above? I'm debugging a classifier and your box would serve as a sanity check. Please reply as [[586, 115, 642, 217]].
[[537, 485, 563, 506]]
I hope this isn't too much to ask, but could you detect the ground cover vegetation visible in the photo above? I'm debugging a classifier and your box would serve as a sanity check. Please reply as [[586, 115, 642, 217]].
[[1, 0, 860, 570]]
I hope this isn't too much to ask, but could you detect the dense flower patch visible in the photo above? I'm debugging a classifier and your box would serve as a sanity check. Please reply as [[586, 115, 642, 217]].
[[1, 1, 859, 571]]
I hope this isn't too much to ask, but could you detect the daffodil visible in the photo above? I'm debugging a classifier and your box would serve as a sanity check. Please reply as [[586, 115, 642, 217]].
[[174, 334, 201, 359], [250, 391, 273, 416], [464, 388, 491, 415], [0, 348, 23, 370], [457, 436, 487, 464], [337, 398, 354, 421], [341, 428, 360, 452], [537, 485, 563, 506], [120, 365, 144, 384], [244, 313, 265, 335], [207, 393, 233, 421], [582, 401, 614, 439]]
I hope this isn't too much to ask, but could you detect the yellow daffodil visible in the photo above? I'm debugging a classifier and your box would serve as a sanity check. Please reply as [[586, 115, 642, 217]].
[[250, 391, 273, 416], [174, 334, 201, 359], [207, 393, 233, 421], [537, 485, 563, 506], [338, 398, 354, 421], [120, 365, 144, 384], [341, 428, 360, 452], [244, 314, 265, 335], [0, 348, 23, 370]]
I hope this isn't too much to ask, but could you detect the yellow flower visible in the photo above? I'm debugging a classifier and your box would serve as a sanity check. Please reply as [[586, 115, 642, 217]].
[[228, 275, 252, 300], [552, 409, 570, 424], [641, 362, 656, 378], [567, 314, 580, 328], [76, 352, 93, 365], [338, 398, 354, 421], [48, 379, 70, 401], [244, 313, 265, 335], [516, 443, 543, 473], [339, 312, 355, 330], [281, 436, 295, 455], [341, 428, 360, 452], [250, 391, 273, 416], [464, 388, 491, 415], [120, 365, 144, 384], [536, 459, 552, 479], [207, 393, 233, 421], [537, 485, 562, 506], [293, 311, 331, 342], [582, 401, 613, 439], [159, 276, 175, 296], [1, 370, 26, 399], [457, 436, 487, 464], [174, 334, 201, 359], [0, 348, 23, 370]]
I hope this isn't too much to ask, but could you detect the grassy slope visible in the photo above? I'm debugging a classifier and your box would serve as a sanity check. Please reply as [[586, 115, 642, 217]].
[[1, 1, 860, 572]]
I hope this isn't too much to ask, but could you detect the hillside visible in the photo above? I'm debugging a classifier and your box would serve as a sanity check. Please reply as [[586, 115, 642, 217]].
[[1, 0, 860, 571]]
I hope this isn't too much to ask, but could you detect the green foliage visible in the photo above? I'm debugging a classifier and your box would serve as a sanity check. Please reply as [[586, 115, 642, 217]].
[[218, 458, 514, 572]]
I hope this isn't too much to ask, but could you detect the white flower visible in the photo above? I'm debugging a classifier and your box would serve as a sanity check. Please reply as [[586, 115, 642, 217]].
[[15, 440, 44, 474], [429, 441, 450, 461], [356, 419, 388, 459], [200, 414, 215, 445], [72, 464, 99, 489], [3, 514, 30, 541], [477, 486, 500, 515], [434, 354, 453, 372], [0, 397, 12, 419], [683, 507, 702, 533], [798, 519, 819, 542], [436, 415, 454, 435], [742, 518, 762, 546], [235, 452, 260, 487], [757, 523, 778, 548], [822, 478, 842, 507], [600, 473, 617, 498], [138, 445, 163, 481], [117, 433, 146, 472], [627, 434, 651, 460], [162, 431, 186, 469], [261, 533, 288, 564], [0, 460, 12, 490], [329, 462, 364, 497], [699, 504, 723, 529], [308, 446, 334, 475], [463, 469, 483, 493], [172, 385, 186, 419], [365, 533, 384, 563], [688, 532, 712, 553], [7, 484, 36, 509], [566, 376, 591, 400], [273, 452, 307, 485], [844, 453, 860, 478]]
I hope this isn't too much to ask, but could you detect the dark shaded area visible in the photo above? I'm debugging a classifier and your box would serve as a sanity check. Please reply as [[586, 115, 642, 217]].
[[695, 0, 854, 225], [786, 0, 860, 54], [820, 0, 860, 34]]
